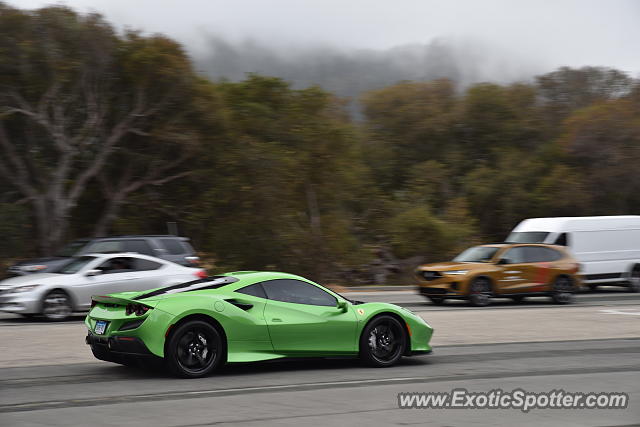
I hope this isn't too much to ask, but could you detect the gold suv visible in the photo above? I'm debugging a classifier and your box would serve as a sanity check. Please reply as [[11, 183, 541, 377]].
[[415, 243, 580, 306]]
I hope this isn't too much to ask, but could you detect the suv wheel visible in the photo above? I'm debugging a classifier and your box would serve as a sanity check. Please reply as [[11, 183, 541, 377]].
[[468, 278, 492, 307], [551, 276, 574, 304]]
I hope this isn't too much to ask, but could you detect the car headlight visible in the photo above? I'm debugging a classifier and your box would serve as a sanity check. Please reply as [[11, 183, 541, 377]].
[[11, 284, 42, 293], [21, 265, 47, 272], [446, 270, 469, 275]]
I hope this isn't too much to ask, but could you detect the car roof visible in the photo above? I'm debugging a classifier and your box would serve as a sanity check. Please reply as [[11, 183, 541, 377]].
[[83, 252, 168, 261], [220, 271, 310, 284], [88, 235, 188, 240], [479, 243, 565, 249]]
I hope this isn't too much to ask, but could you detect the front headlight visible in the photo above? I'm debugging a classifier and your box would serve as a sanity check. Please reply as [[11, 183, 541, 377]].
[[10, 284, 42, 293], [446, 270, 469, 275], [21, 265, 47, 272]]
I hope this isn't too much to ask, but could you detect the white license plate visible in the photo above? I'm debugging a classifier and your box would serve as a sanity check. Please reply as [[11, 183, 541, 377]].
[[94, 320, 108, 335]]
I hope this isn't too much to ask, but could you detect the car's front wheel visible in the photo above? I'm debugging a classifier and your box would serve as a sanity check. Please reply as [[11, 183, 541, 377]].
[[166, 320, 225, 378], [468, 278, 492, 307], [359, 315, 407, 367], [41, 290, 72, 321]]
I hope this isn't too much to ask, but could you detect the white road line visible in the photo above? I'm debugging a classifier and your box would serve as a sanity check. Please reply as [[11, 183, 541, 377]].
[[599, 308, 640, 316]]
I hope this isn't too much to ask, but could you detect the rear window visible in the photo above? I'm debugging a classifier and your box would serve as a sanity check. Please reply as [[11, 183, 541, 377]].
[[506, 232, 550, 244], [159, 238, 187, 255], [134, 276, 238, 300]]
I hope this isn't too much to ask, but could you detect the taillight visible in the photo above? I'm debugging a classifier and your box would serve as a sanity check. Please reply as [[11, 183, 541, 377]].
[[185, 256, 200, 266], [195, 270, 208, 279], [125, 303, 152, 316]]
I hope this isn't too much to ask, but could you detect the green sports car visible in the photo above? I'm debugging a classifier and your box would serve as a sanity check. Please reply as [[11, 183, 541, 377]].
[[85, 271, 433, 377]]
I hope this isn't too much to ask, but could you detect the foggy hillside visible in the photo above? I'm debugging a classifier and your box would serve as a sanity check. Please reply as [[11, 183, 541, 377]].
[[192, 36, 547, 99]]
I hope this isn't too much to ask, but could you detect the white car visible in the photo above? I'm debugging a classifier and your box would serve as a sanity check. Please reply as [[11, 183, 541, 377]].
[[0, 253, 207, 320]]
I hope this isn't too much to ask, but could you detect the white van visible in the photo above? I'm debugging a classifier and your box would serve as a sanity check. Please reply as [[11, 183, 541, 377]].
[[507, 216, 640, 291]]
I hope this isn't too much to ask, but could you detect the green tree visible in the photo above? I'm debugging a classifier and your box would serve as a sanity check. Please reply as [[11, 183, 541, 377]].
[[0, 4, 219, 254]]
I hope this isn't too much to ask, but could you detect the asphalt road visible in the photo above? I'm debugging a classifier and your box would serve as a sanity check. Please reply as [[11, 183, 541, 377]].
[[1, 290, 639, 426]]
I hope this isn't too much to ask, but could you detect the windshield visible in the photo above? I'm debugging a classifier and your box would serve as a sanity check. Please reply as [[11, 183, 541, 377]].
[[56, 240, 90, 257], [506, 231, 550, 244], [453, 246, 499, 263], [55, 256, 96, 274]]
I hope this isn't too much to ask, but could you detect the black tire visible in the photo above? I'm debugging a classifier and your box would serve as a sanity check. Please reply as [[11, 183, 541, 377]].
[[628, 267, 640, 293], [165, 320, 225, 378], [468, 277, 492, 307], [41, 290, 73, 321], [427, 296, 445, 305], [588, 283, 598, 291], [510, 295, 525, 304], [551, 276, 574, 304], [359, 315, 407, 367]]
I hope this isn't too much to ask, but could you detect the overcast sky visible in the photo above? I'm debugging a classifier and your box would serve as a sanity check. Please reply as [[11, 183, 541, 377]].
[[10, 0, 640, 80]]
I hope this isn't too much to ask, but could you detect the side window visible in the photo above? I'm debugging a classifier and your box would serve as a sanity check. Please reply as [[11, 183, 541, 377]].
[[554, 233, 569, 246], [540, 247, 562, 262], [123, 240, 155, 256], [97, 257, 134, 274], [524, 247, 564, 263], [502, 247, 527, 264], [134, 258, 163, 271], [159, 239, 187, 255], [261, 279, 337, 307], [85, 240, 123, 253], [236, 283, 267, 299]]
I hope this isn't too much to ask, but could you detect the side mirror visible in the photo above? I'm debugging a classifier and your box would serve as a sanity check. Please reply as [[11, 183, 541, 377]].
[[497, 258, 511, 265], [337, 300, 349, 312], [85, 269, 102, 277]]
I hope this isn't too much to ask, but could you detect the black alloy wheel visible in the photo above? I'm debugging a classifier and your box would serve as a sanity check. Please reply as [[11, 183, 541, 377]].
[[359, 315, 407, 367], [167, 320, 225, 378]]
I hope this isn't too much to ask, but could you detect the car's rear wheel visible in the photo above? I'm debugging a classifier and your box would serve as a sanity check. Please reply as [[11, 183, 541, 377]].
[[551, 276, 574, 304], [41, 290, 72, 321], [427, 296, 445, 305], [166, 320, 225, 378], [468, 278, 492, 307], [628, 266, 640, 293], [359, 315, 406, 367], [510, 295, 525, 303]]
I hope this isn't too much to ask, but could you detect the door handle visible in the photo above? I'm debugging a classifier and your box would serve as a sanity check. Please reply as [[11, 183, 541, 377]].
[[271, 318, 283, 322]]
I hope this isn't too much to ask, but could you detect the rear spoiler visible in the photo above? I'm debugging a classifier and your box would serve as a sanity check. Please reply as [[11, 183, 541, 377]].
[[91, 295, 154, 307]]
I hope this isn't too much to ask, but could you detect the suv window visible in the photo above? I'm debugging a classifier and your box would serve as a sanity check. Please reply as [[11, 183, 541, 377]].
[[525, 246, 563, 263], [159, 239, 187, 255], [501, 247, 527, 264], [236, 283, 267, 299], [123, 240, 155, 256], [261, 279, 336, 307], [134, 258, 163, 271], [85, 240, 123, 253]]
